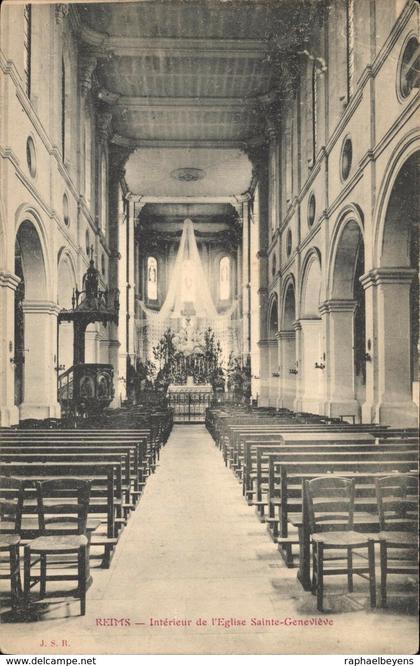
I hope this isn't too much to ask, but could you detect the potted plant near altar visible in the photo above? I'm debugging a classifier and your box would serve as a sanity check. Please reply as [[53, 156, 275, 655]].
[[135, 358, 156, 400], [226, 353, 244, 403], [153, 328, 177, 392]]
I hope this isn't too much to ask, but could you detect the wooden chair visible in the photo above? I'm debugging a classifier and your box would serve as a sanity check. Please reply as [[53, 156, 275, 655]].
[[375, 474, 419, 608], [0, 476, 24, 610], [304, 476, 376, 612], [23, 478, 92, 616]]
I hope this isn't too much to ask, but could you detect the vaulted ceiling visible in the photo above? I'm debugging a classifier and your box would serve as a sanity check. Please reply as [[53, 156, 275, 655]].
[[75, 1, 314, 205]]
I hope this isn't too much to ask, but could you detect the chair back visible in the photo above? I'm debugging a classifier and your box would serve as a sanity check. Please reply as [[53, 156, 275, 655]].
[[35, 478, 91, 535], [376, 474, 418, 532], [0, 475, 24, 533], [304, 475, 355, 533]]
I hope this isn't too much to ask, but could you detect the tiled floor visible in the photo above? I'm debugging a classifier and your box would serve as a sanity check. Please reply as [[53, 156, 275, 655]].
[[1, 425, 418, 654]]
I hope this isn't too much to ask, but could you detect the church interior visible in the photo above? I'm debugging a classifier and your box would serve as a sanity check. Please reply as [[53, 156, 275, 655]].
[[0, 0, 419, 655]]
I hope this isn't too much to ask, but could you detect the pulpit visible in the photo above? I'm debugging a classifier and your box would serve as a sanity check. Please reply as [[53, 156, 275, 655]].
[[57, 251, 119, 418], [167, 376, 213, 423]]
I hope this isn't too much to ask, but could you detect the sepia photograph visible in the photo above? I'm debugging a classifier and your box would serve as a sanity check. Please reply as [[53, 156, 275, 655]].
[[0, 0, 419, 657]]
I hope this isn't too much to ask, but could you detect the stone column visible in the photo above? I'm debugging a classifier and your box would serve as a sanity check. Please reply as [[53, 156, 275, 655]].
[[98, 338, 121, 407], [321, 299, 360, 420], [85, 327, 100, 363], [58, 321, 73, 372], [19, 300, 61, 420], [126, 193, 144, 363], [277, 330, 296, 410], [267, 338, 279, 406], [0, 272, 20, 426], [240, 195, 251, 359], [293, 321, 303, 411], [257, 339, 270, 406], [361, 268, 417, 426], [299, 317, 324, 414]]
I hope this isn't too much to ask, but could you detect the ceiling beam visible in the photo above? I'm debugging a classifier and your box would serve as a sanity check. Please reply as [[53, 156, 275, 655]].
[[111, 134, 250, 150], [112, 96, 260, 110], [140, 196, 240, 205], [79, 31, 270, 59]]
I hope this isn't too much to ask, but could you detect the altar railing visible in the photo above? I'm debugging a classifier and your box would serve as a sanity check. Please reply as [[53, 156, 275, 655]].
[[167, 389, 213, 423]]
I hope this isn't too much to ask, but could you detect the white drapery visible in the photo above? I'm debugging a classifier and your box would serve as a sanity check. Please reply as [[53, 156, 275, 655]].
[[137, 218, 239, 363], [158, 218, 218, 320]]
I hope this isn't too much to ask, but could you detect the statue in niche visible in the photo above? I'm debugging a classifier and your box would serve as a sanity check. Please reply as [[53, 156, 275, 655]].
[[148, 265, 156, 284]]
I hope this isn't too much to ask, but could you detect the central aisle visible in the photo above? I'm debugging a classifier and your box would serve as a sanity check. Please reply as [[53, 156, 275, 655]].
[[5, 425, 417, 655]]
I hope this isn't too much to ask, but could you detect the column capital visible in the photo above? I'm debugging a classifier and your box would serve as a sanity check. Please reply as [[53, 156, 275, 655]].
[[125, 192, 144, 204], [97, 111, 113, 144], [103, 339, 121, 349], [257, 338, 277, 348], [109, 144, 136, 181], [257, 90, 281, 141], [297, 316, 322, 326], [233, 192, 252, 204], [360, 267, 417, 289], [55, 4, 69, 24], [0, 271, 21, 291], [243, 140, 269, 181], [319, 299, 357, 314], [79, 51, 97, 97], [22, 300, 62, 316], [276, 329, 296, 340]]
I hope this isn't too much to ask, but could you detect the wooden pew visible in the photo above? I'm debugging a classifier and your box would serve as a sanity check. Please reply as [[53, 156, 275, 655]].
[[228, 426, 382, 476], [1, 429, 156, 471], [1, 452, 135, 523], [267, 456, 419, 572], [246, 439, 417, 508], [0, 439, 148, 496], [0, 461, 122, 567]]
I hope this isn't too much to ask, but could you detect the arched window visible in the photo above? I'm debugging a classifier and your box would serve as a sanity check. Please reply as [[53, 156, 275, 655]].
[[147, 256, 158, 301], [219, 256, 230, 301]]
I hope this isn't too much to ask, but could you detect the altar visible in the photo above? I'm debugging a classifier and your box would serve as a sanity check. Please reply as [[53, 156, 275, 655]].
[[167, 376, 213, 423]]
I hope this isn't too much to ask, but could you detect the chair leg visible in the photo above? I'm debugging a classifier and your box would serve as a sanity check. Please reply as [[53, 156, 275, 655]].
[[39, 555, 47, 598], [316, 543, 324, 612], [368, 539, 376, 608], [9, 545, 22, 610], [311, 546, 317, 594], [380, 541, 387, 608], [78, 546, 87, 616], [347, 547, 353, 592], [23, 546, 31, 603]]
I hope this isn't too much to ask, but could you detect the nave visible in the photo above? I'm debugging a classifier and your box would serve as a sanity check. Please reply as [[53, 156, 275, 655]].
[[2, 425, 417, 655]]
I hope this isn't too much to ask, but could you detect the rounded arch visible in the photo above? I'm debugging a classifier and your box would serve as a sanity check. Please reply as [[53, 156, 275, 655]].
[[268, 292, 279, 339], [15, 219, 47, 300], [373, 130, 420, 268], [300, 248, 322, 317], [376, 145, 419, 391], [57, 247, 77, 308], [15, 205, 51, 299], [327, 204, 364, 300], [281, 274, 296, 330]]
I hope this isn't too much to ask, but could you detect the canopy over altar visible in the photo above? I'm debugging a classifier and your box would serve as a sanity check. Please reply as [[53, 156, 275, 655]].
[[136, 218, 240, 372]]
